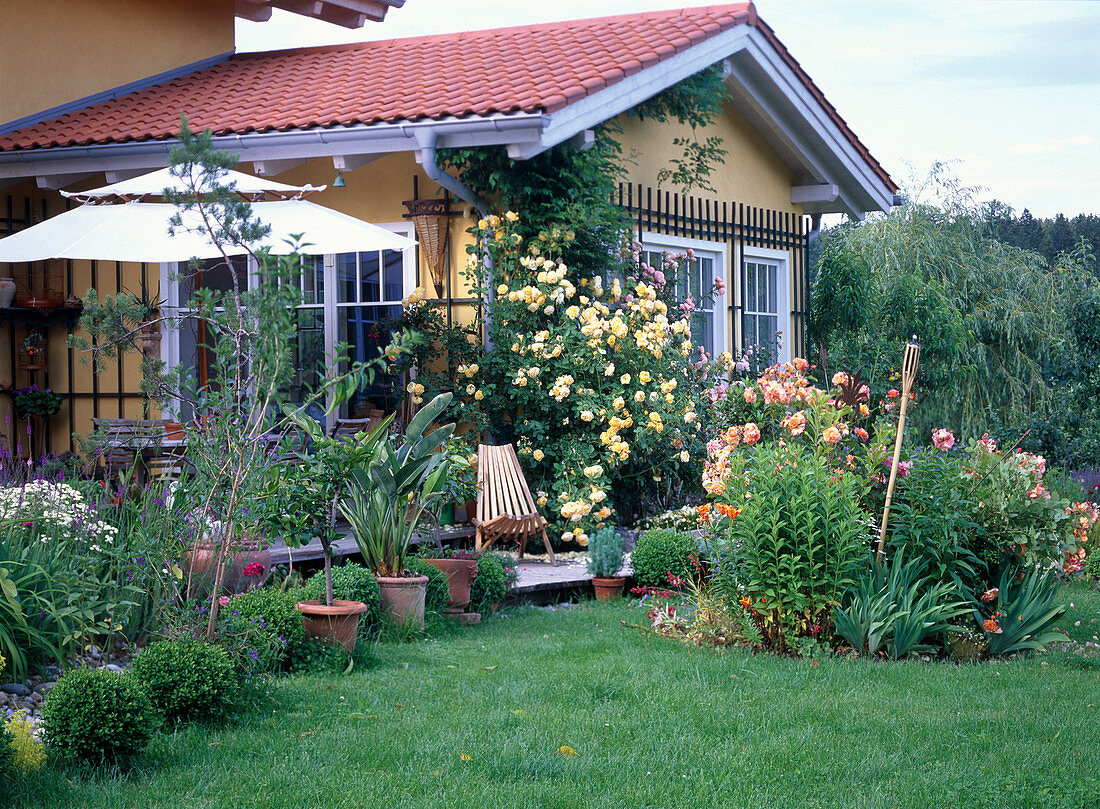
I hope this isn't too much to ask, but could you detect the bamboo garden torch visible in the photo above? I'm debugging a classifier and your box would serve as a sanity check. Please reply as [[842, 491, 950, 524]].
[[876, 337, 920, 568]]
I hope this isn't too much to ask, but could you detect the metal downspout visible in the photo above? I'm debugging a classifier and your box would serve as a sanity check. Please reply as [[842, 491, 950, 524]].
[[414, 131, 495, 354]]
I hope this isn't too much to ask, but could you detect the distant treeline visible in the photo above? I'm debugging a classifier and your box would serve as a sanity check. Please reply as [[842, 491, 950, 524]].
[[980, 202, 1100, 276]]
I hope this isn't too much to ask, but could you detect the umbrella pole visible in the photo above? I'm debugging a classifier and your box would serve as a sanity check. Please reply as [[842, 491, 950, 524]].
[[876, 338, 920, 570]]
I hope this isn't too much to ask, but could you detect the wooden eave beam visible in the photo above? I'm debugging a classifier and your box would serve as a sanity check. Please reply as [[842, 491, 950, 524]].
[[36, 173, 95, 190], [252, 158, 307, 176], [235, 0, 273, 22], [790, 183, 838, 205], [333, 154, 383, 171]]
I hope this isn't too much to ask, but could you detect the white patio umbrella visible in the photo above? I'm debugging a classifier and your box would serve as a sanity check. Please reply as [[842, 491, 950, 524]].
[[0, 169, 415, 263]]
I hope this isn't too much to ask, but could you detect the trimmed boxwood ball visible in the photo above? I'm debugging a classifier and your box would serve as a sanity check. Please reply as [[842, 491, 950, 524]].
[[404, 557, 449, 614], [632, 528, 696, 587], [40, 668, 156, 765], [1086, 550, 1100, 583], [301, 563, 383, 632], [470, 554, 508, 614], [131, 640, 239, 723]]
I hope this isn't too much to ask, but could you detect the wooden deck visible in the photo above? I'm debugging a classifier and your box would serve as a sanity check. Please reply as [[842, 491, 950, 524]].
[[267, 526, 632, 600]]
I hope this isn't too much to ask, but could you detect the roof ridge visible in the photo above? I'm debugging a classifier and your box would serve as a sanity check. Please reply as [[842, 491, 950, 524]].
[[232, 3, 755, 60]]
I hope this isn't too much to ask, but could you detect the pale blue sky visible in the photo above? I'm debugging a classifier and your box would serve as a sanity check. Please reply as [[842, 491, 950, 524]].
[[236, 0, 1100, 218]]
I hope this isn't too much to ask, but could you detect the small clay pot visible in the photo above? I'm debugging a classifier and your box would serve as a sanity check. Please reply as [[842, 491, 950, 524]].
[[296, 600, 368, 653], [592, 576, 626, 602]]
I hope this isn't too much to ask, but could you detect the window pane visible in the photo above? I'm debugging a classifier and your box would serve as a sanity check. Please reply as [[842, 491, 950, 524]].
[[760, 314, 779, 362], [339, 305, 403, 415], [746, 263, 756, 314], [700, 258, 713, 294], [382, 249, 403, 302], [301, 256, 324, 305], [757, 264, 767, 314], [291, 308, 325, 403], [742, 312, 757, 353], [689, 257, 701, 300], [360, 251, 380, 303], [768, 265, 778, 315], [337, 253, 357, 303], [179, 256, 248, 307]]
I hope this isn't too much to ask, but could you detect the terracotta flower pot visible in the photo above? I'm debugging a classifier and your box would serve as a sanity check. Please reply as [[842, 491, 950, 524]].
[[377, 574, 429, 629], [296, 599, 368, 653], [592, 576, 626, 602], [184, 538, 272, 598], [423, 558, 479, 613]]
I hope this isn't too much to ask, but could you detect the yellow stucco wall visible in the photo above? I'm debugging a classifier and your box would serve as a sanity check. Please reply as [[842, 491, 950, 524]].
[[615, 103, 807, 363], [615, 102, 801, 212], [0, 0, 235, 126]]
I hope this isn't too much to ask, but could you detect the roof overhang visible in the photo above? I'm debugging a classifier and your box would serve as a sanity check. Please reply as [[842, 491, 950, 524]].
[[235, 0, 406, 28], [0, 114, 547, 192], [0, 20, 893, 218]]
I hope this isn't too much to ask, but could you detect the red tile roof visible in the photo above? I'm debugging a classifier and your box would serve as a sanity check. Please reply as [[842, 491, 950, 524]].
[[0, 3, 895, 191]]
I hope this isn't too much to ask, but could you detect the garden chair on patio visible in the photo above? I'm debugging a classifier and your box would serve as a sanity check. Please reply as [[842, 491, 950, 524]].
[[92, 417, 138, 478], [473, 443, 557, 566], [332, 410, 387, 441]]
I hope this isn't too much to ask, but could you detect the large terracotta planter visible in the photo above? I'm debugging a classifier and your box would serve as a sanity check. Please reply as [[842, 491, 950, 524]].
[[423, 558, 479, 613], [592, 576, 626, 602], [377, 574, 429, 629], [184, 538, 272, 598], [296, 599, 368, 653]]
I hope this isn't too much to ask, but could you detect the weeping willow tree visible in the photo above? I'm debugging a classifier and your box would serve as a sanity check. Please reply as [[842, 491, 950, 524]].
[[810, 174, 1084, 440]]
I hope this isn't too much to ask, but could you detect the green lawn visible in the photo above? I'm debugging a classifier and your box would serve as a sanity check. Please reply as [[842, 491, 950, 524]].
[[14, 583, 1100, 809]]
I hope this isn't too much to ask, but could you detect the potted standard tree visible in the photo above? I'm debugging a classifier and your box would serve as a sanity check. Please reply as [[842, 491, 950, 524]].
[[340, 392, 453, 629], [587, 526, 627, 601], [267, 412, 395, 652]]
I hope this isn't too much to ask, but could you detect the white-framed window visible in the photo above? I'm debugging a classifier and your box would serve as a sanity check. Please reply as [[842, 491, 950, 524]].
[[638, 232, 728, 361], [161, 222, 416, 425], [737, 244, 790, 366]]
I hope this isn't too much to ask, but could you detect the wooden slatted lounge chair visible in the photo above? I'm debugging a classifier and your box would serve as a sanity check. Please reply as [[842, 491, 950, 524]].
[[473, 443, 557, 565], [332, 410, 387, 440], [92, 418, 138, 476]]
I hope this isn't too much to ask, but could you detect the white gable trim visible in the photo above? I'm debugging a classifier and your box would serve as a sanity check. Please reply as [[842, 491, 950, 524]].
[[507, 25, 753, 161]]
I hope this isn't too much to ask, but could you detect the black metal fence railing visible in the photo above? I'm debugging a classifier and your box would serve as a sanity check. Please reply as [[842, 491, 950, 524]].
[[615, 182, 810, 361]]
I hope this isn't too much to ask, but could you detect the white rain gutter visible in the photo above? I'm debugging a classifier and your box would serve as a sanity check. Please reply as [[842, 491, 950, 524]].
[[0, 114, 549, 182]]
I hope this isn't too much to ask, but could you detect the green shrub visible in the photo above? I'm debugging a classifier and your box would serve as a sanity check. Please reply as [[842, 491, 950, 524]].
[[632, 529, 696, 588], [722, 443, 866, 651], [287, 636, 352, 674], [887, 449, 984, 597], [300, 564, 382, 633], [224, 587, 305, 672], [130, 640, 239, 723], [470, 555, 508, 614], [1086, 550, 1100, 583], [40, 669, 155, 765], [0, 719, 13, 776], [586, 527, 625, 578], [404, 557, 449, 614]]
